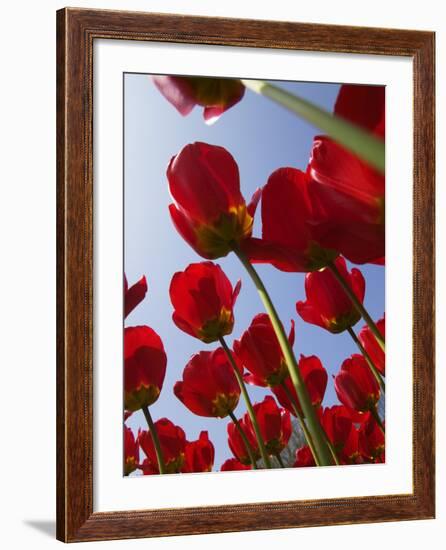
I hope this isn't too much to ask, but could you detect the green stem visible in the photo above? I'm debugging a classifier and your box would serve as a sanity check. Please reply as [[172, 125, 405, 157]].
[[228, 411, 258, 469], [328, 260, 385, 352], [142, 406, 166, 475], [280, 381, 321, 466], [348, 327, 385, 392], [275, 453, 285, 468], [234, 247, 333, 466], [370, 406, 386, 434], [220, 337, 272, 469], [241, 79, 385, 173]]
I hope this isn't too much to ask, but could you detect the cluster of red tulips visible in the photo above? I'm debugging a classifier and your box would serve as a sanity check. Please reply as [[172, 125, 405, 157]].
[[124, 77, 386, 475]]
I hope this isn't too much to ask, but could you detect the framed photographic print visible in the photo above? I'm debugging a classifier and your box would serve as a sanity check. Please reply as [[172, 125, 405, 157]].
[[56, 8, 435, 542]]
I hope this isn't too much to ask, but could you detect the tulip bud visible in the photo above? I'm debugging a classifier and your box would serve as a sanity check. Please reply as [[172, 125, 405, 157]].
[[334, 354, 381, 412], [124, 326, 167, 412], [359, 316, 385, 375], [174, 348, 241, 418], [181, 431, 215, 473], [296, 256, 365, 334], [170, 262, 241, 343], [124, 426, 139, 476], [234, 313, 294, 387], [138, 419, 186, 474], [152, 76, 245, 123], [273, 355, 327, 417], [167, 142, 260, 259]]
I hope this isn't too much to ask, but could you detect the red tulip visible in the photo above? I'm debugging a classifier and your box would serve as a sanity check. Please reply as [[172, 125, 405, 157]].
[[294, 446, 316, 467], [334, 84, 385, 137], [124, 326, 167, 411], [318, 406, 353, 452], [240, 396, 291, 456], [170, 262, 241, 343], [234, 313, 295, 387], [152, 76, 245, 124], [181, 431, 215, 473], [245, 167, 338, 272], [273, 355, 327, 416], [124, 426, 139, 476], [359, 413, 385, 462], [220, 458, 252, 471], [296, 256, 365, 333], [167, 142, 260, 259], [306, 84, 385, 265], [138, 418, 186, 474], [334, 354, 381, 412], [359, 316, 385, 375], [318, 405, 364, 463], [341, 426, 363, 464], [124, 273, 148, 318], [174, 348, 240, 418], [227, 417, 260, 465]]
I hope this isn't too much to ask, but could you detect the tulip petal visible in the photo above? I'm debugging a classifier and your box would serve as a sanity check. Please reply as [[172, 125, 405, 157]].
[[152, 76, 196, 116], [247, 187, 262, 218], [124, 275, 148, 318], [232, 279, 242, 306], [334, 84, 385, 134], [296, 300, 326, 330]]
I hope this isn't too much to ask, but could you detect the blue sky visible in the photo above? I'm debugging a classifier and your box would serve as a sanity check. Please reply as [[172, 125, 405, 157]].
[[124, 74, 385, 471]]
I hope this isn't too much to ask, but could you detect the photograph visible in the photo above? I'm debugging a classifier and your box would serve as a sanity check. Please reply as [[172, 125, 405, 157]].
[[123, 74, 386, 476]]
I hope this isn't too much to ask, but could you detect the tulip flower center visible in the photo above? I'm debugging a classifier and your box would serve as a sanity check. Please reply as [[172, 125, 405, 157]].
[[124, 384, 160, 412], [265, 361, 289, 387], [325, 312, 361, 334], [164, 453, 186, 474], [195, 206, 253, 259], [305, 242, 338, 271], [198, 308, 234, 343], [212, 392, 240, 418]]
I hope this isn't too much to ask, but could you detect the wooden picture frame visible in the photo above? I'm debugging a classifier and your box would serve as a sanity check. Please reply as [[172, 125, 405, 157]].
[[56, 7, 435, 542]]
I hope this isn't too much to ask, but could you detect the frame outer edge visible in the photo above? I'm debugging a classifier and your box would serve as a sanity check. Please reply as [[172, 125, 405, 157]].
[[56, 7, 67, 543], [56, 7, 436, 541]]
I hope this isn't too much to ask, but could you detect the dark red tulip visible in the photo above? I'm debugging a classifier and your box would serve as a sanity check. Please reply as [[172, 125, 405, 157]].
[[245, 167, 338, 272], [296, 256, 365, 334], [124, 326, 167, 411], [294, 446, 316, 467], [124, 426, 139, 476], [168, 142, 260, 259], [273, 355, 327, 416], [318, 406, 353, 452], [234, 313, 294, 387], [124, 273, 148, 318], [243, 396, 292, 456], [334, 354, 381, 412], [359, 316, 385, 375], [220, 458, 252, 471], [359, 413, 385, 462], [306, 84, 385, 265], [152, 76, 245, 123], [341, 426, 363, 464], [124, 410, 133, 421], [170, 262, 241, 343], [334, 84, 385, 137], [318, 405, 364, 463], [174, 348, 240, 418], [138, 418, 187, 474], [227, 417, 260, 465], [181, 431, 215, 473]]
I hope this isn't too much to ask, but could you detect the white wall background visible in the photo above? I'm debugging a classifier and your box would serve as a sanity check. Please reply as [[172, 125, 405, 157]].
[[0, 0, 443, 548]]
